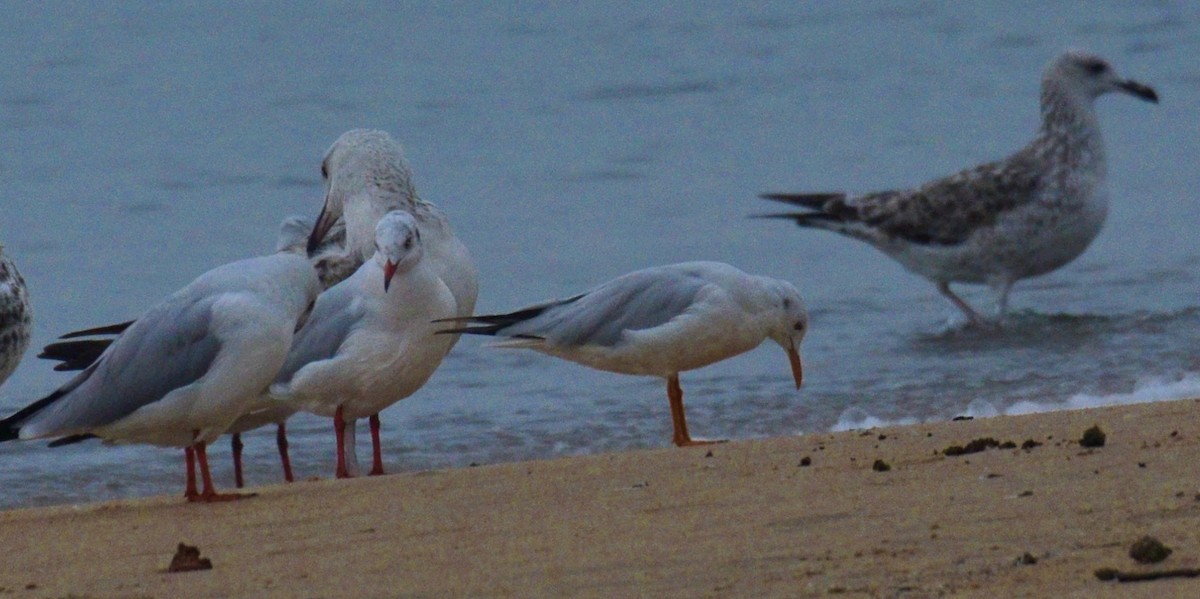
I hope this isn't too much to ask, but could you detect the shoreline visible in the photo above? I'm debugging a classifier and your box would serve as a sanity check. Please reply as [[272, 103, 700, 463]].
[[5, 398, 1200, 597]]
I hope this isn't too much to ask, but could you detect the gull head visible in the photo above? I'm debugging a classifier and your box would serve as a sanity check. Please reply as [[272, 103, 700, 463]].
[[373, 210, 423, 292], [309, 129, 417, 255], [1046, 50, 1158, 104], [761, 278, 808, 389]]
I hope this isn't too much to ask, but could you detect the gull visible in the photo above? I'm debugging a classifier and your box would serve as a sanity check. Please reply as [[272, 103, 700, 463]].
[[0, 244, 32, 389], [302, 129, 478, 470], [34, 215, 338, 488], [308, 128, 477, 321], [270, 211, 457, 478], [436, 262, 808, 447], [0, 253, 320, 502], [758, 50, 1158, 326]]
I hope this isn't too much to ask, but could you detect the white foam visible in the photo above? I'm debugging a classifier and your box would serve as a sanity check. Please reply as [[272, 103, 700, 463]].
[[831, 406, 918, 432], [825, 373, 1200, 433], [1006, 373, 1200, 415]]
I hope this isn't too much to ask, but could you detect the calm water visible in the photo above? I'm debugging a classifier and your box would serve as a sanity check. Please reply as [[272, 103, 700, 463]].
[[2, 2, 1199, 509]]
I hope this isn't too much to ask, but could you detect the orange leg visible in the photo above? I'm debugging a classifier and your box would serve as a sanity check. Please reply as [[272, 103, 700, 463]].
[[334, 406, 352, 479], [277, 422, 294, 483], [368, 413, 385, 476], [667, 374, 723, 447], [189, 431, 252, 503], [231, 432, 245, 489]]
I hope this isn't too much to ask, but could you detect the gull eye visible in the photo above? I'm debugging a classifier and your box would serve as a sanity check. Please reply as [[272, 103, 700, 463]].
[[403, 236, 414, 251], [793, 321, 805, 332], [1082, 59, 1108, 76]]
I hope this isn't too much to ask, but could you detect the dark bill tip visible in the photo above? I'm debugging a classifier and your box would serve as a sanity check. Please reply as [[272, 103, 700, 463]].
[[1120, 80, 1159, 104]]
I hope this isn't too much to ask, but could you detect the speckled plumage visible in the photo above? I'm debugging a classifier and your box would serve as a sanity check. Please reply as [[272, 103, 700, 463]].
[[0, 245, 31, 388], [309, 129, 478, 321], [761, 51, 1158, 325]]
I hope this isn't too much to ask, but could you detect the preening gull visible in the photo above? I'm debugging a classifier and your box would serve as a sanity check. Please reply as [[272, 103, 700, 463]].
[[1, 253, 320, 502], [270, 211, 457, 478], [308, 129, 477, 320], [0, 245, 31, 389], [437, 262, 807, 447], [758, 50, 1158, 326]]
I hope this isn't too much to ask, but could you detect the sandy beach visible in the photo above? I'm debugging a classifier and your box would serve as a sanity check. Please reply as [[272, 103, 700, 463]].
[[4, 399, 1200, 598]]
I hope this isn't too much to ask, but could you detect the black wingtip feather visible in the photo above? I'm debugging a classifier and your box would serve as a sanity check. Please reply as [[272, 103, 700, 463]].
[[58, 320, 135, 340], [434, 295, 585, 337], [759, 192, 845, 209], [48, 434, 97, 447], [39, 339, 114, 372], [0, 387, 72, 443]]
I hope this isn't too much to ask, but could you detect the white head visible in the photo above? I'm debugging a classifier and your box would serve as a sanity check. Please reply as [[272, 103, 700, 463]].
[[373, 210, 423, 292], [308, 129, 418, 256], [1044, 50, 1158, 104], [759, 278, 808, 389]]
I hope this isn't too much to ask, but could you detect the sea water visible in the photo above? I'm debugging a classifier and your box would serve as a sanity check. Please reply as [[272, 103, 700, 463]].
[[1, 2, 1197, 508]]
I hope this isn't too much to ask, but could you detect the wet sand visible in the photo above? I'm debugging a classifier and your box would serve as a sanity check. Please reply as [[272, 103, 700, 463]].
[[4, 399, 1200, 598]]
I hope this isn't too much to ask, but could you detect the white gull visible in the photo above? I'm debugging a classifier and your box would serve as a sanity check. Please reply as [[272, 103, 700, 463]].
[[34, 215, 337, 488], [1, 253, 319, 502], [759, 50, 1158, 326], [269, 211, 457, 478], [436, 261, 807, 447]]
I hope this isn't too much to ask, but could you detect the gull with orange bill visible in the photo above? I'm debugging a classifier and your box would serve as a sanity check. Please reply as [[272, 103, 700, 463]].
[[436, 261, 807, 447]]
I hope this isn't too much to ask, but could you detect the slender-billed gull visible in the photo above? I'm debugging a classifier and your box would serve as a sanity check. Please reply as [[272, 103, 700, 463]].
[[436, 262, 807, 447], [0, 245, 31, 389], [270, 211, 457, 478], [758, 50, 1158, 326], [0, 253, 319, 502]]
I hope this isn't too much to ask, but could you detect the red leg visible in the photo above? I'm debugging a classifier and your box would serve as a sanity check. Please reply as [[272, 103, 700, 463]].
[[231, 433, 245, 489], [186, 430, 252, 503], [184, 444, 199, 500], [368, 413, 385, 476], [276, 422, 294, 483], [334, 406, 351, 479]]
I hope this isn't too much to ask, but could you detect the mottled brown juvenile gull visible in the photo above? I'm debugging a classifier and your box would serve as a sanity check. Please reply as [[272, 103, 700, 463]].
[[0, 244, 31, 389], [308, 128, 478, 316], [436, 262, 807, 447], [759, 50, 1158, 326]]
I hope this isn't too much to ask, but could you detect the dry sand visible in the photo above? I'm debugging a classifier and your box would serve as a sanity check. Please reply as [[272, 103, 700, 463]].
[[4, 399, 1200, 598]]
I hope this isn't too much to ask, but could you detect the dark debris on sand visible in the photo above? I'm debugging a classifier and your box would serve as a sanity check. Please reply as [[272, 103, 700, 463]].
[[942, 438, 1004, 456], [166, 543, 213, 573], [1130, 536, 1172, 564], [1079, 425, 1106, 448]]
